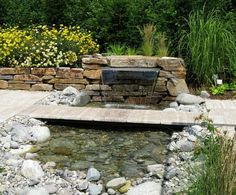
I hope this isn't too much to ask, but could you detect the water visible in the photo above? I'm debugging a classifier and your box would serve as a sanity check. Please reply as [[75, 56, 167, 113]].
[[37, 125, 170, 181]]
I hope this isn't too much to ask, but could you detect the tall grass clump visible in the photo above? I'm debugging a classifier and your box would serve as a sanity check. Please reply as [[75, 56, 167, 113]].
[[180, 11, 236, 85], [187, 118, 236, 194], [156, 32, 169, 57], [138, 24, 156, 56]]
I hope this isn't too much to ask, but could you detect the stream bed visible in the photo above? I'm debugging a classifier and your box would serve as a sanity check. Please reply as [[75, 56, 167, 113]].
[[37, 125, 170, 181]]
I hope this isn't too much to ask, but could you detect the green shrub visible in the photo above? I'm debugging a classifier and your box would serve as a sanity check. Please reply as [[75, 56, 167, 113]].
[[0, 25, 99, 67], [210, 82, 236, 95]]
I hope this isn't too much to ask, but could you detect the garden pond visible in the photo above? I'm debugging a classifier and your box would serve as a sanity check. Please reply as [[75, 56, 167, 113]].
[[36, 124, 171, 181]]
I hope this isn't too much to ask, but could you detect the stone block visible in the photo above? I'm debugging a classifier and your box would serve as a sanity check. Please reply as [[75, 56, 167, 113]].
[[8, 83, 31, 90], [85, 84, 101, 91], [102, 95, 125, 102], [83, 70, 101, 80], [54, 84, 85, 91], [31, 68, 56, 76], [156, 57, 186, 71], [100, 85, 112, 91], [156, 78, 167, 86], [41, 75, 54, 81], [56, 67, 70, 77], [92, 96, 102, 102], [14, 74, 41, 82], [139, 86, 152, 93], [8, 80, 24, 84], [159, 70, 174, 78], [0, 75, 14, 80], [82, 57, 108, 64], [84, 90, 100, 96], [112, 84, 139, 91], [171, 71, 186, 79], [48, 78, 88, 84], [102, 91, 143, 96], [126, 97, 147, 104], [108, 56, 157, 67], [155, 85, 168, 92], [167, 78, 189, 96], [0, 67, 30, 75], [31, 84, 53, 91], [82, 64, 102, 70], [90, 80, 101, 84], [0, 80, 8, 89]]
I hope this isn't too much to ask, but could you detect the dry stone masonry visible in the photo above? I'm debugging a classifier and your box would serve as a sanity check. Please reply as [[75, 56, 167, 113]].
[[0, 55, 189, 104]]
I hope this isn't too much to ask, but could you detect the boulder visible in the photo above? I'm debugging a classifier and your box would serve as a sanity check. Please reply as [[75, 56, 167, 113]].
[[31, 126, 50, 143], [169, 102, 178, 109], [126, 181, 162, 195], [167, 79, 189, 96], [86, 167, 101, 181], [62, 86, 79, 96], [106, 177, 126, 189], [200, 90, 210, 99], [21, 160, 44, 180], [70, 92, 90, 106], [11, 124, 31, 143], [176, 93, 205, 105]]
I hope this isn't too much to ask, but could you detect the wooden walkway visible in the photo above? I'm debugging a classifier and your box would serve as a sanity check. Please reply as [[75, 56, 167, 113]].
[[0, 90, 235, 127], [0, 90, 49, 122], [20, 103, 236, 127]]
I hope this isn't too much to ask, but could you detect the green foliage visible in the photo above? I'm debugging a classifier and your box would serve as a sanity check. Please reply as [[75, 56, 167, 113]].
[[187, 119, 236, 195], [156, 32, 169, 57], [138, 24, 156, 56], [126, 47, 138, 55], [0, 0, 47, 26], [106, 44, 127, 55], [210, 82, 236, 95], [180, 10, 236, 85]]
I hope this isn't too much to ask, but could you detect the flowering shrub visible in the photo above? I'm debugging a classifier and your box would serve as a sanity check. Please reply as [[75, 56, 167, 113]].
[[0, 25, 99, 67]]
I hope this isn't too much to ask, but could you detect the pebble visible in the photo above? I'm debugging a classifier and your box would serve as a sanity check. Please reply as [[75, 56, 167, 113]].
[[107, 188, 116, 195], [106, 177, 126, 189], [44, 184, 59, 194], [86, 167, 101, 181]]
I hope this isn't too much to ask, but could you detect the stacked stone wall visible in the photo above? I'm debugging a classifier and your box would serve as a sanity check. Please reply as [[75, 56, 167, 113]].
[[0, 55, 189, 103]]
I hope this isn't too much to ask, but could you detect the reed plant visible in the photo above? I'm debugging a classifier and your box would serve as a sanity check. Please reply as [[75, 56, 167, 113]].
[[156, 32, 169, 57], [138, 24, 156, 56], [187, 118, 236, 195], [180, 11, 236, 85]]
